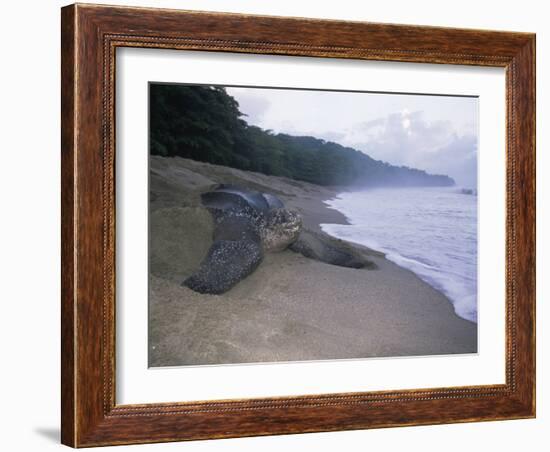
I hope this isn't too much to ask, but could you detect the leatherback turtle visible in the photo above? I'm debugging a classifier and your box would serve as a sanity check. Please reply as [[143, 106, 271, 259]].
[[183, 184, 372, 295]]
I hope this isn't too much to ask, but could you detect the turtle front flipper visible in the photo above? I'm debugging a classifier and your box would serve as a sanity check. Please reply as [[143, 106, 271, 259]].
[[184, 186, 267, 295], [290, 230, 377, 270], [183, 239, 263, 295]]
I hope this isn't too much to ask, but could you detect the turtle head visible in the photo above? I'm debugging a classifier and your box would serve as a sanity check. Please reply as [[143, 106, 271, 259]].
[[261, 208, 302, 252]]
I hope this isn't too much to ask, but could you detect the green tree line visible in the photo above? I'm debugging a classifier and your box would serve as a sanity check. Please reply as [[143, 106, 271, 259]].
[[149, 84, 454, 187]]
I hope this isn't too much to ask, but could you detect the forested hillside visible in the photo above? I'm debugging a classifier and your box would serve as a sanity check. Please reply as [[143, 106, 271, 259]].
[[149, 84, 454, 187]]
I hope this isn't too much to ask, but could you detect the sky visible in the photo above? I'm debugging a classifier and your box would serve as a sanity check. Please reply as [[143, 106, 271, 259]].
[[226, 86, 478, 188]]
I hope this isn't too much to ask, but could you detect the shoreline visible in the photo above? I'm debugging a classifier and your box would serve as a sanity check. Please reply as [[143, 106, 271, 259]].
[[149, 156, 477, 366], [320, 187, 478, 323]]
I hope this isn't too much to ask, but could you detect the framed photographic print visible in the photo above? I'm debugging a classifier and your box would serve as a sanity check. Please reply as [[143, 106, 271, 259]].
[[61, 3, 536, 447]]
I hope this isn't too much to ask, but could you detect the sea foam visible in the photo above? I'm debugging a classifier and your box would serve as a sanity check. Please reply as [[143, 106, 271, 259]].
[[321, 187, 478, 323]]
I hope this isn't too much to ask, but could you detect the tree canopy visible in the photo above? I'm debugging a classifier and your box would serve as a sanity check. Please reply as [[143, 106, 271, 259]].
[[149, 84, 454, 188]]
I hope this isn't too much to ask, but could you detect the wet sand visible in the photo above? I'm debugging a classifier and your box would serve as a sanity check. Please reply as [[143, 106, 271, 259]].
[[149, 156, 477, 366]]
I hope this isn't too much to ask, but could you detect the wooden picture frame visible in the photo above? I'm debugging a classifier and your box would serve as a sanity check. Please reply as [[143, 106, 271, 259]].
[[61, 3, 535, 447]]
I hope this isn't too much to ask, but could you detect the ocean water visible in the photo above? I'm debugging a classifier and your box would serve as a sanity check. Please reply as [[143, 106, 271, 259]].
[[321, 187, 478, 323]]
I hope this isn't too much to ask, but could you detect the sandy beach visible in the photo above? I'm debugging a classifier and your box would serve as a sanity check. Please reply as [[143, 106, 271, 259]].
[[149, 156, 477, 366]]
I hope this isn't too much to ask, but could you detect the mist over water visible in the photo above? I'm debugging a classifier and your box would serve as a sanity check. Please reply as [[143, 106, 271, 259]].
[[321, 187, 478, 322]]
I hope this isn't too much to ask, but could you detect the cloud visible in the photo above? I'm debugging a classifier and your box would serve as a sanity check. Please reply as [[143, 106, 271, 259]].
[[425, 134, 478, 188], [229, 91, 271, 124], [228, 87, 477, 187], [359, 117, 386, 130], [342, 111, 477, 187]]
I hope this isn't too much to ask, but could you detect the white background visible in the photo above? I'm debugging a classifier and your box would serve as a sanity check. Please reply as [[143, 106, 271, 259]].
[[0, 0, 546, 451]]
